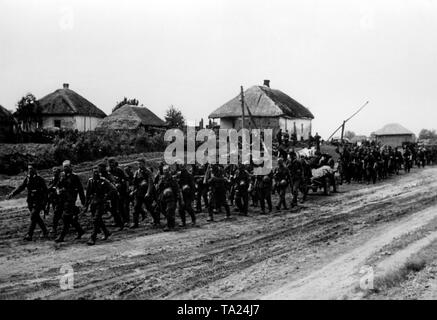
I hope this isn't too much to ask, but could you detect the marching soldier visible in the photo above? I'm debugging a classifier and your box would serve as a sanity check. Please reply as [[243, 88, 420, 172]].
[[55, 160, 86, 243], [131, 159, 156, 228], [274, 158, 291, 210], [98, 162, 124, 230], [108, 158, 129, 226], [255, 173, 273, 214], [204, 164, 230, 221], [234, 163, 250, 216], [156, 165, 183, 231], [46, 167, 63, 236], [7, 163, 49, 241], [287, 152, 304, 207], [177, 165, 197, 227], [83, 166, 114, 245]]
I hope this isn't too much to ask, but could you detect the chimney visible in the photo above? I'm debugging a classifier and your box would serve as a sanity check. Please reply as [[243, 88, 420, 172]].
[[263, 79, 270, 87], [63, 83, 69, 89]]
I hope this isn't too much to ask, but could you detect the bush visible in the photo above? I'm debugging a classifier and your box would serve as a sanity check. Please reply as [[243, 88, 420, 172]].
[[0, 129, 167, 175]]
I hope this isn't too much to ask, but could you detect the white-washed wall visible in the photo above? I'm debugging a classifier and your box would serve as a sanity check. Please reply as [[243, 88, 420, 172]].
[[278, 118, 312, 140], [41, 115, 102, 131]]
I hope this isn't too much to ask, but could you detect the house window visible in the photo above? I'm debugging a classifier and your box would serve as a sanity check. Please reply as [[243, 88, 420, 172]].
[[54, 120, 61, 128], [301, 123, 304, 134]]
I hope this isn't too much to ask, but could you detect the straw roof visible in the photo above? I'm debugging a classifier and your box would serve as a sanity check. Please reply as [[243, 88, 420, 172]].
[[38, 84, 106, 118], [96, 104, 166, 130], [0, 105, 15, 124], [374, 123, 414, 136], [209, 85, 314, 119]]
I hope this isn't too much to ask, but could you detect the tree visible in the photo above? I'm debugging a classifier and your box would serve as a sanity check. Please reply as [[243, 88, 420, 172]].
[[14, 93, 41, 132], [418, 129, 437, 140], [344, 130, 356, 140], [165, 105, 185, 128], [112, 97, 139, 113]]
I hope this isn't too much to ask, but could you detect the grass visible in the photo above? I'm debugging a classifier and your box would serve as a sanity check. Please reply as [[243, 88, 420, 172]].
[[371, 258, 427, 293], [361, 238, 437, 297]]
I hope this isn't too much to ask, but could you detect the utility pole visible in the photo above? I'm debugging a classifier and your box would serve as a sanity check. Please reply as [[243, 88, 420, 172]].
[[240, 86, 245, 130]]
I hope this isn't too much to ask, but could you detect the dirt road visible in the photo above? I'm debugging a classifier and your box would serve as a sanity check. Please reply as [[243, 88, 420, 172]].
[[1, 166, 437, 299]]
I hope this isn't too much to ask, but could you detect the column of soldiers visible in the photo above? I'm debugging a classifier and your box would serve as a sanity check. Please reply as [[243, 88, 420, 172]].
[[7, 142, 437, 244], [338, 143, 437, 185]]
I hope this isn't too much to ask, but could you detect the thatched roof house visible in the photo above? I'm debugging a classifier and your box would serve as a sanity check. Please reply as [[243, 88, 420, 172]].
[[374, 123, 415, 147], [37, 83, 106, 131], [209, 80, 314, 140], [0, 105, 16, 142], [96, 104, 166, 131]]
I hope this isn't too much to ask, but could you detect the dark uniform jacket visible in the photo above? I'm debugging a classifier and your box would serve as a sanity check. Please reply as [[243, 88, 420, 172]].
[[156, 175, 181, 202], [133, 168, 154, 196], [11, 174, 48, 207], [58, 172, 86, 206], [85, 177, 117, 206]]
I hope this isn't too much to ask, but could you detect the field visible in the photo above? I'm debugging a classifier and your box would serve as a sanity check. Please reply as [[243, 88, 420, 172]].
[[0, 154, 437, 299]]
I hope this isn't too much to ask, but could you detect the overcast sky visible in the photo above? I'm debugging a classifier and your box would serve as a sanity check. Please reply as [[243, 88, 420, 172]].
[[1, 0, 436, 138]]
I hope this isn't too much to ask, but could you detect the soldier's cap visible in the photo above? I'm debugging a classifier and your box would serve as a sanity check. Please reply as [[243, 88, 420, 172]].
[[93, 165, 100, 171], [108, 157, 116, 163], [52, 167, 61, 173], [62, 160, 71, 167]]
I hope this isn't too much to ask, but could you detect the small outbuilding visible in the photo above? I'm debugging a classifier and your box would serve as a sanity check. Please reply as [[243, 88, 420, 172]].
[[96, 104, 166, 131], [374, 123, 415, 147]]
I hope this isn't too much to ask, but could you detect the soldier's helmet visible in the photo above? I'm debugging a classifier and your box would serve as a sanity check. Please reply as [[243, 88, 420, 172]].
[[263, 175, 271, 183], [279, 179, 288, 187], [277, 158, 284, 166], [163, 187, 174, 199], [52, 167, 61, 174], [182, 184, 191, 195]]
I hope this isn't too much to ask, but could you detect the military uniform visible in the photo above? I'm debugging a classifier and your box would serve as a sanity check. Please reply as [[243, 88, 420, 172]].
[[206, 174, 230, 221], [46, 172, 63, 234], [156, 173, 181, 230], [177, 167, 196, 226], [85, 176, 115, 245], [287, 156, 304, 206], [234, 168, 250, 215], [100, 168, 124, 229], [274, 164, 291, 210], [10, 173, 49, 240], [55, 172, 85, 242], [108, 166, 129, 225], [132, 167, 156, 227], [255, 173, 272, 214]]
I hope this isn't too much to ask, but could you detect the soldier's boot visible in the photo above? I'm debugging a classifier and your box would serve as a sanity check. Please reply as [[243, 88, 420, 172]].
[[130, 212, 139, 229], [75, 228, 85, 240], [55, 234, 65, 243], [101, 230, 111, 240], [38, 220, 49, 239], [189, 212, 196, 226], [178, 208, 186, 227], [87, 234, 97, 246], [206, 209, 214, 222], [23, 234, 32, 241]]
